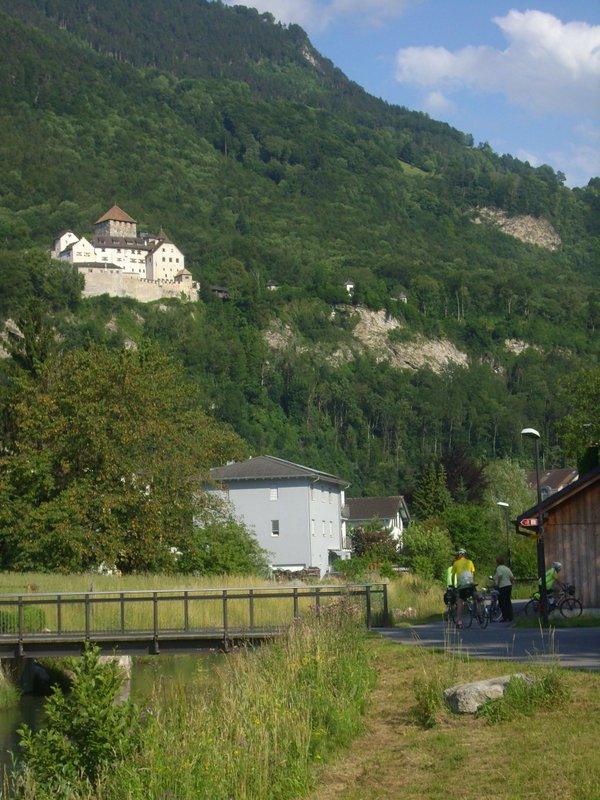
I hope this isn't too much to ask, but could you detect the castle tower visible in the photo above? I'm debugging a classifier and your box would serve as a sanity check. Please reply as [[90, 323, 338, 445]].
[[94, 205, 137, 239]]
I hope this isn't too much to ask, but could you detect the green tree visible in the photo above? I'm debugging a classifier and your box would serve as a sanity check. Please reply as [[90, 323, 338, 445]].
[[0, 345, 257, 573], [441, 503, 497, 570], [412, 461, 452, 520], [401, 521, 453, 581], [556, 368, 600, 466]]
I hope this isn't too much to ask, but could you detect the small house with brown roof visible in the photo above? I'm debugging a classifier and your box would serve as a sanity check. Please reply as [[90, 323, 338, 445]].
[[517, 466, 600, 607], [346, 496, 410, 546], [526, 468, 578, 500]]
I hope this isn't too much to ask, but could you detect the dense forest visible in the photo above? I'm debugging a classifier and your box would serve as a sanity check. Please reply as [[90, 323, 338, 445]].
[[0, 0, 598, 504]]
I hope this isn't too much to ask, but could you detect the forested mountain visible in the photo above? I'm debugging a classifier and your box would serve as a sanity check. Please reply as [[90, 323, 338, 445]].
[[0, 0, 598, 497]]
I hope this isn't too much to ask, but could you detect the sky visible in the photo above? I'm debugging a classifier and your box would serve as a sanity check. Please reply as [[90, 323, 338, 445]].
[[224, 1, 600, 186]]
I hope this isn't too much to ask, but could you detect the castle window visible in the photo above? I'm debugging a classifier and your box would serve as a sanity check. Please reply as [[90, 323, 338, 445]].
[[169, 258, 172, 263]]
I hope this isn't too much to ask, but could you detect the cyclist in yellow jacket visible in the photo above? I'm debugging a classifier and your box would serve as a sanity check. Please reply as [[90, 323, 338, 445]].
[[451, 548, 476, 629]]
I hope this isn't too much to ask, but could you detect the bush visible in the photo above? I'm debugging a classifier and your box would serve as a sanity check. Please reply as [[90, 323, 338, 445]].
[[17, 645, 142, 798], [401, 522, 453, 581], [350, 519, 398, 561]]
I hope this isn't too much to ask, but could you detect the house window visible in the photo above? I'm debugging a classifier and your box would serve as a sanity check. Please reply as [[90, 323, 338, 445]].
[[271, 520, 280, 537], [329, 521, 333, 538], [169, 258, 172, 262], [270, 487, 278, 501], [311, 519, 315, 536], [322, 521, 326, 536], [329, 489, 333, 504]]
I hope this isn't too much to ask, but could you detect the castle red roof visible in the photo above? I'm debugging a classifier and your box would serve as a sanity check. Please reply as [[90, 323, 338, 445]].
[[94, 205, 137, 225]]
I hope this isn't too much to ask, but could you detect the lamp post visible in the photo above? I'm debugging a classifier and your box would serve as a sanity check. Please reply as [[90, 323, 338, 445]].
[[496, 501, 511, 568], [521, 427, 549, 627]]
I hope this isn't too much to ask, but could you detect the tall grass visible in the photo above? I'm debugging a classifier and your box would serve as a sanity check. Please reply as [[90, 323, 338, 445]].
[[8, 602, 376, 800], [387, 573, 444, 622], [0, 665, 19, 710]]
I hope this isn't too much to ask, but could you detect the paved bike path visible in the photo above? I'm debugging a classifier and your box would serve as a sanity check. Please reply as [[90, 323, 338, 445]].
[[377, 622, 600, 670]]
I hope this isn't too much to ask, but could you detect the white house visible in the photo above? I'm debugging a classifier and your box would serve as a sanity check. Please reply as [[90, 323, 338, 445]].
[[345, 496, 410, 547], [209, 455, 351, 575], [146, 239, 186, 281]]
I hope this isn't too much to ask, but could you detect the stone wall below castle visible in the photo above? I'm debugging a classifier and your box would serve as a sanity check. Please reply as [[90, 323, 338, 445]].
[[81, 270, 198, 302]]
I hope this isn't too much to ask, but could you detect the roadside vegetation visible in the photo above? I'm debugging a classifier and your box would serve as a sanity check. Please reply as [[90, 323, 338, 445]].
[[6, 604, 375, 800], [310, 640, 600, 800]]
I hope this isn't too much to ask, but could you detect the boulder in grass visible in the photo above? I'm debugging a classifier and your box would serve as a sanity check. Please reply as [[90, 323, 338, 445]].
[[444, 674, 532, 714]]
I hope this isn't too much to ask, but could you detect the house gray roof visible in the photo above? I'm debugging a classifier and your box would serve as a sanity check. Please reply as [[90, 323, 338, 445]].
[[526, 468, 578, 495], [346, 496, 405, 521], [210, 455, 348, 486]]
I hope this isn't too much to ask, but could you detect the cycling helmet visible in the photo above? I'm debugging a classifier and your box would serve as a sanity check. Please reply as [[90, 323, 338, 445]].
[[552, 561, 562, 571], [458, 548, 467, 556]]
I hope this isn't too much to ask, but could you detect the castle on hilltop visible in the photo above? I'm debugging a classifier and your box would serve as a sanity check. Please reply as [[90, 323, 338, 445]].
[[51, 206, 199, 302]]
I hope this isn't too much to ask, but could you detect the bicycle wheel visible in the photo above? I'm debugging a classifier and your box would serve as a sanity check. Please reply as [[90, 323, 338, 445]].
[[524, 599, 539, 617], [489, 602, 503, 623], [476, 607, 489, 628], [462, 601, 474, 629], [559, 597, 583, 619]]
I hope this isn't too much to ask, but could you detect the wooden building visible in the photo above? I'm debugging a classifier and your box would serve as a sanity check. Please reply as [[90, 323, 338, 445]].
[[517, 466, 600, 608]]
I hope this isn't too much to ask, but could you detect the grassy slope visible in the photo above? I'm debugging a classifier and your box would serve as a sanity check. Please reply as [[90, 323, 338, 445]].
[[310, 640, 600, 800]]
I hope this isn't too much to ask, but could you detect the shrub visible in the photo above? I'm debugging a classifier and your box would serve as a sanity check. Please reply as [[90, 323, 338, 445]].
[[350, 519, 398, 561], [17, 644, 142, 798]]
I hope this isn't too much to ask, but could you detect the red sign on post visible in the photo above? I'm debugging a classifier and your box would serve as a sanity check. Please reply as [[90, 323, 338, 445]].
[[520, 517, 538, 527]]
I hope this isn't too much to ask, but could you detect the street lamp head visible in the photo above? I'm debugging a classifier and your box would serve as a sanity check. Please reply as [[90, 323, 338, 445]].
[[521, 427, 540, 439], [496, 501, 509, 508]]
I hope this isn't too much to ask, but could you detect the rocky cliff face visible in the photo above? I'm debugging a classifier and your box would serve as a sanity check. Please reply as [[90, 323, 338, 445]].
[[265, 308, 468, 374], [474, 207, 561, 251]]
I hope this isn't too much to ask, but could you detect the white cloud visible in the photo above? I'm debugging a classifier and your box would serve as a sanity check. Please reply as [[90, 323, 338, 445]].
[[422, 90, 455, 115], [224, 0, 318, 27], [224, 0, 412, 29], [395, 10, 600, 116]]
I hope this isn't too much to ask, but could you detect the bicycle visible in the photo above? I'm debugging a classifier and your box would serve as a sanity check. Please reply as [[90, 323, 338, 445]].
[[481, 585, 503, 623], [445, 585, 488, 629], [524, 581, 583, 619]]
